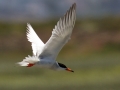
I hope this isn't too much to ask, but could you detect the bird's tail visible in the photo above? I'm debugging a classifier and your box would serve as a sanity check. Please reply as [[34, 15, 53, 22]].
[[17, 55, 39, 67]]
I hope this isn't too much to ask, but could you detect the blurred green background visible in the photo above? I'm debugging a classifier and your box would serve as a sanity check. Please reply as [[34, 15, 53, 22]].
[[0, 0, 120, 90]]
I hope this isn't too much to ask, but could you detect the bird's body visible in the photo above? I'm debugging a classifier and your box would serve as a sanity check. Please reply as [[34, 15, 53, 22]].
[[18, 3, 76, 72]]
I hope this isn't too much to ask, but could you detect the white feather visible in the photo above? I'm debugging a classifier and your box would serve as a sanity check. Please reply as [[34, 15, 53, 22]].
[[40, 4, 76, 60], [17, 55, 39, 66], [27, 23, 45, 56], [17, 3, 76, 71]]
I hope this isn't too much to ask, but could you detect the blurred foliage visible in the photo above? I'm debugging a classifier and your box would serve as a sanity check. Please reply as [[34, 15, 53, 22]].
[[0, 51, 120, 90], [0, 17, 120, 90], [0, 16, 120, 33], [0, 17, 120, 56], [76, 16, 120, 32]]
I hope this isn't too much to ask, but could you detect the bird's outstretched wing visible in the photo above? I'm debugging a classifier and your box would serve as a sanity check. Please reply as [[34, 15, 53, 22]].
[[27, 23, 45, 56], [40, 3, 76, 60]]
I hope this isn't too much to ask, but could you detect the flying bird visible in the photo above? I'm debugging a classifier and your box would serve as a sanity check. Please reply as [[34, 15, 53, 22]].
[[18, 3, 76, 72]]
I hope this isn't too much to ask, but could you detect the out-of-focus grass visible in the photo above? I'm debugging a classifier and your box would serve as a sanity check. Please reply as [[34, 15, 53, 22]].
[[0, 18, 120, 90], [0, 51, 120, 90]]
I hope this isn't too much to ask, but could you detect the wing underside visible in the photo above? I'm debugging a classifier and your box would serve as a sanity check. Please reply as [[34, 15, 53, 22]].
[[40, 3, 76, 59]]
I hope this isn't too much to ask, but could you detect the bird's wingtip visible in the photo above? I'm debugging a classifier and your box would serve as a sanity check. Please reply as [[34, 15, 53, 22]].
[[27, 23, 31, 27], [72, 3, 76, 8]]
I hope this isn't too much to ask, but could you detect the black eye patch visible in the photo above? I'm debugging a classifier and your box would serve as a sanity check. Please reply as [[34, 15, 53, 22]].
[[58, 63, 67, 68]]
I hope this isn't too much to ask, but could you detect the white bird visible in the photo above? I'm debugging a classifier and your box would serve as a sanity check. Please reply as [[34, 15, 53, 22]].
[[17, 3, 76, 72]]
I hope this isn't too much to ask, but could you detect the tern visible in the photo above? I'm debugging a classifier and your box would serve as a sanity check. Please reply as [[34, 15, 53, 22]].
[[18, 3, 76, 72]]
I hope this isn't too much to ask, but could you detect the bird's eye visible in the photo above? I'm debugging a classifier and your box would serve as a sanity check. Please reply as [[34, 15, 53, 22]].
[[58, 63, 67, 68]]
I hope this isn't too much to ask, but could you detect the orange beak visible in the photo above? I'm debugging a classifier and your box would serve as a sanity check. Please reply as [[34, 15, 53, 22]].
[[66, 68, 74, 72]]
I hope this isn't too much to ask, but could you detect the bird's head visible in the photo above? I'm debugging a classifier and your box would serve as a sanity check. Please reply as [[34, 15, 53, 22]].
[[58, 63, 74, 72]]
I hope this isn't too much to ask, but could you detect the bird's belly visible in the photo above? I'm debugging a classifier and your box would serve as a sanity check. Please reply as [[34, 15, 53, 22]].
[[36, 60, 55, 68]]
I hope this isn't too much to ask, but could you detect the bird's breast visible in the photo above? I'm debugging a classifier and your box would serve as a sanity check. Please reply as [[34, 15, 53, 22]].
[[36, 59, 55, 68]]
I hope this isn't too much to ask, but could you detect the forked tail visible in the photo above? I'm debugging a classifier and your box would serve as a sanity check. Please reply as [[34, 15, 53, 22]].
[[17, 55, 39, 67]]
